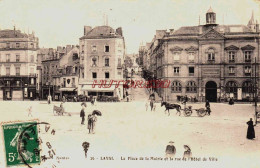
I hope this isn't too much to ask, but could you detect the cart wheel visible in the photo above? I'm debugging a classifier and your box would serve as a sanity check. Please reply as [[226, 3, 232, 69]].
[[197, 109, 206, 117], [184, 109, 192, 117]]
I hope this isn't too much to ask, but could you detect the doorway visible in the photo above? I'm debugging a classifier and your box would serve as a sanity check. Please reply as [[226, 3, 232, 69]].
[[205, 81, 217, 102]]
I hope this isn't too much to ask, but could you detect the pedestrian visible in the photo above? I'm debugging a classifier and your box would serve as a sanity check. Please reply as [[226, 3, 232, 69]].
[[91, 96, 94, 105], [47, 95, 51, 104], [145, 101, 149, 111], [229, 97, 234, 105], [205, 100, 211, 115], [60, 102, 65, 115], [246, 118, 255, 140], [150, 99, 154, 111], [80, 105, 86, 125], [88, 114, 97, 134], [165, 141, 176, 158], [183, 145, 192, 158], [62, 95, 66, 103], [182, 95, 188, 108], [153, 103, 156, 111], [27, 106, 33, 117]]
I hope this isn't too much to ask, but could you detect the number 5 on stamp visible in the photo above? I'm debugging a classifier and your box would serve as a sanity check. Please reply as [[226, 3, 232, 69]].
[[2, 122, 40, 166]]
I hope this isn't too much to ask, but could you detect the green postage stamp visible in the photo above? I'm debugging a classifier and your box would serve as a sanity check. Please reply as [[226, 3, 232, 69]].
[[2, 121, 40, 167]]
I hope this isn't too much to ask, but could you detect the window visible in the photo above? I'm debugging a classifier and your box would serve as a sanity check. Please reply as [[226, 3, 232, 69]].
[[16, 67, 20, 76], [173, 67, 179, 75], [92, 58, 97, 67], [229, 66, 235, 74], [173, 52, 180, 61], [92, 45, 97, 52], [226, 81, 237, 94], [6, 54, 10, 62], [188, 52, 195, 62], [92, 72, 97, 79], [244, 51, 251, 62], [16, 55, 20, 62], [72, 78, 75, 86], [208, 49, 215, 62], [186, 81, 197, 92], [6, 67, 10, 75], [105, 72, 109, 79], [6, 81, 10, 86], [31, 43, 34, 48], [105, 45, 109, 52], [228, 51, 235, 62], [16, 81, 20, 86], [118, 58, 122, 66], [30, 67, 34, 75], [31, 78, 34, 85], [242, 81, 253, 93], [244, 66, 251, 75], [171, 81, 182, 92], [16, 43, 20, 48], [6, 43, 10, 48], [105, 58, 109, 66], [31, 55, 34, 62], [189, 67, 194, 76]]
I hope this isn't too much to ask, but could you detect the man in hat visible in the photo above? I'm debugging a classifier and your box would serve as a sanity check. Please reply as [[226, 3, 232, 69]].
[[165, 141, 176, 158], [80, 105, 86, 125]]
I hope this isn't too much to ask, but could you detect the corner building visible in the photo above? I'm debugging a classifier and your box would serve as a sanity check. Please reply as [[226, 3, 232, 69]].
[[151, 8, 260, 102], [78, 26, 125, 99]]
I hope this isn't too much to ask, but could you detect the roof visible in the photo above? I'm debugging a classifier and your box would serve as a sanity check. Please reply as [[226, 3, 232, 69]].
[[207, 7, 214, 13], [172, 24, 253, 36], [0, 29, 31, 38], [80, 26, 122, 39]]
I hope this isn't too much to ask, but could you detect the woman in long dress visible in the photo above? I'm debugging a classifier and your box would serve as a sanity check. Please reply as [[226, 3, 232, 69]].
[[246, 118, 255, 140]]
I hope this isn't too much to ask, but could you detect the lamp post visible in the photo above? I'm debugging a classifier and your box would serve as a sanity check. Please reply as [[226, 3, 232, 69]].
[[254, 57, 258, 125]]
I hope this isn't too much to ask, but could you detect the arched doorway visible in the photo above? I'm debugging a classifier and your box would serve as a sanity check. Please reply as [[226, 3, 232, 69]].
[[205, 81, 217, 102]]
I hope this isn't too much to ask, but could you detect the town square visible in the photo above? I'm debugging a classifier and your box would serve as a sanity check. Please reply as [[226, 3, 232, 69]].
[[0, 0, 260, 167]]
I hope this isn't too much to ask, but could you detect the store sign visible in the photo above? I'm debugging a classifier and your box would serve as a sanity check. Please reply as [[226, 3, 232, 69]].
[[202, 68, 220, 77]]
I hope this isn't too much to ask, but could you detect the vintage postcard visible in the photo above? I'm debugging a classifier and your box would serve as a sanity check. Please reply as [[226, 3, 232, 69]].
[[0, 0, 260, 167]]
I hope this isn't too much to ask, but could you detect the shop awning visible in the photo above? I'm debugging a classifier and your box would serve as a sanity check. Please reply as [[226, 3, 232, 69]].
[[81, 85, 116, 92], [59, 88, 77, 92]]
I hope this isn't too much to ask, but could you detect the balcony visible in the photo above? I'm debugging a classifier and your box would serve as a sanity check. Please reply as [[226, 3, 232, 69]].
[[229, 60, 235, 63], [245, 59, 251, 63], [207, 60, 215, 64], [229, 72, 235, 76], [189, 73, 194, 76], [244, 72, 251, 76]]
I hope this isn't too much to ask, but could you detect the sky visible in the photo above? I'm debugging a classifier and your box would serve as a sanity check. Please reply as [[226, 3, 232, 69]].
[[0, 0, 260, 54]]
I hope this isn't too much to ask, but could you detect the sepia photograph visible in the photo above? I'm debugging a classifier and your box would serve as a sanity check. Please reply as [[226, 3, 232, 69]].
[[0, 0, 260, 167]]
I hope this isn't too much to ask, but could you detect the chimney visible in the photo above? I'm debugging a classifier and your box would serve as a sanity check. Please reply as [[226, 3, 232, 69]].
[[199, 26, 203, 34], [84, 26, 92, 35], [116, 27, 123, 36]]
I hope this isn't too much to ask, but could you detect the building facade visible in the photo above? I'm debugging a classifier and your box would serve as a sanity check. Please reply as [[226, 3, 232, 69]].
[[0, 28, 39, 100], [78, 26, 125, 100], [145, 8, 260, 102]]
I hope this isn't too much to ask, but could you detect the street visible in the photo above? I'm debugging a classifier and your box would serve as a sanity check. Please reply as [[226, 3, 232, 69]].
[[0, 88, 260, 168]]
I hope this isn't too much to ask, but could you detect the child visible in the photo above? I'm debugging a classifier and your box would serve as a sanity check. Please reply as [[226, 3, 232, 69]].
[[28, 106, 33, 117], [145, 102, 149, 111]]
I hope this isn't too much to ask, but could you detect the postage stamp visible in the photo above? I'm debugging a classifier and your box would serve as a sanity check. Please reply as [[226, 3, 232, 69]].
[[2, 121, 40, 167]]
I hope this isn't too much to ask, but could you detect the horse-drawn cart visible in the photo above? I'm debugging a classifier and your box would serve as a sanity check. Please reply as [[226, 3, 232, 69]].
[[182, 106, 208, 117], [53, 105, 71, 116]]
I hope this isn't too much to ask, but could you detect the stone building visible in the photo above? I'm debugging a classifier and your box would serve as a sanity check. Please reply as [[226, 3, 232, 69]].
[[145, 8, 260, 102], [78, 26, 125, 100], [0, 28, 39, 100], [39, 45, 79, 100]]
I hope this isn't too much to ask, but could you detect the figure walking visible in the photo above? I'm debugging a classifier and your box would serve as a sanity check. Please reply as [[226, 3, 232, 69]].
[[150, 99, 154, 111], [205, 100, 211, 115], [165, 141, 176, 158], [82, 142, 90, 158], [28, 106, 33, 117], [80, 105, 86, 125], [88, 114, 97, 134], [145, 101, 149, 111], [47, 95, 52, 104], [246, 118, 255, 140]]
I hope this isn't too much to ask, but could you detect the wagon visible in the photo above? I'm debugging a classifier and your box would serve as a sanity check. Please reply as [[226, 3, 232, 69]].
[[53, 105, 71, 116], [181, 106, 208, 117]]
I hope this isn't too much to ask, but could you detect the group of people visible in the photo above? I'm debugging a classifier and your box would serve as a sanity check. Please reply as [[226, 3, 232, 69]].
[[80, 103, 98, 134], [165, 141, 192, 159]]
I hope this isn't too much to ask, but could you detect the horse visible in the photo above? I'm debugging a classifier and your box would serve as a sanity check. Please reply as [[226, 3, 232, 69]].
[[161, 101, 181, 116]]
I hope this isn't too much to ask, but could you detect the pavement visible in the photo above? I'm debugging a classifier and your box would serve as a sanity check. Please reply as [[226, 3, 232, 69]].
[[0, 78, 259, 168]]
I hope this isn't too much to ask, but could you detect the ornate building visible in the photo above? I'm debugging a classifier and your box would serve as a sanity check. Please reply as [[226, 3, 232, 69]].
[[0, 28, 39, 100], [78, 26, 125, 99], [146, 8, 260, 102]]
